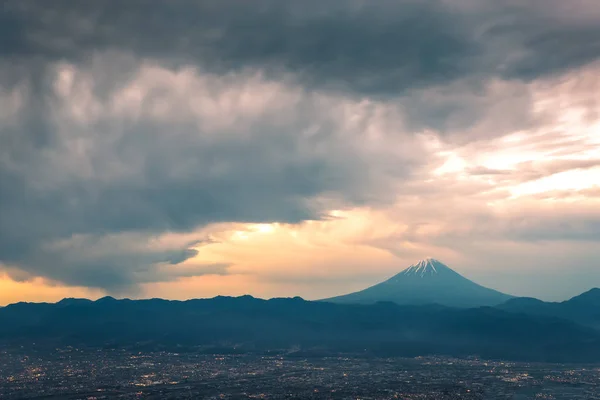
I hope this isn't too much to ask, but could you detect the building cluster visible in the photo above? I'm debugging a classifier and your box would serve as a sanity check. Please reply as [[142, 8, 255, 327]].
[[0, 348, 598, 399]]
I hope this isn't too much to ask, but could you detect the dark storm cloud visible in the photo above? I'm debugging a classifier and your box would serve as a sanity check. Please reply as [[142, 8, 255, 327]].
[[2, 0, 475, 95], [1, 0, 599, 291], [1, 232, 229, 291], [487, 0, 600, 80], [4, 0, 600, 95], [0, 55, 418, 289]]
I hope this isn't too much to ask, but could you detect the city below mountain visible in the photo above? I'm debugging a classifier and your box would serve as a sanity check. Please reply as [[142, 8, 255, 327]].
[[323, 258, 514, 308]]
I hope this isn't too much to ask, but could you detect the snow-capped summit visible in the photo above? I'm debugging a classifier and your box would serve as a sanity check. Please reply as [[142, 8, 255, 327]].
[[402, 258, 447, 277], [323, 258, 514, 308]]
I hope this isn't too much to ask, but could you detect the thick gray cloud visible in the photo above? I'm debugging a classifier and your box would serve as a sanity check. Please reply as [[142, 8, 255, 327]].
[[4, 0, 600, 94], [1, 0, 599, 292], [0, 56, 422, 290], [2, 0, 599, 140], [2, 0, 474, 94]]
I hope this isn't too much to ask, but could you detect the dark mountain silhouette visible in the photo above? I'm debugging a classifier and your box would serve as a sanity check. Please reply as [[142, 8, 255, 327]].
[[323, 258, 514, 308], [498, 288, 600, 329], [1, 294, 600, 362], [57, 298, 94, 307]]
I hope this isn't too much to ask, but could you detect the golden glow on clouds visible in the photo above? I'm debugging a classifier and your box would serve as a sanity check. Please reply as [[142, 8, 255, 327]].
[[0, 274, 103, 305], [130, 206, 465, 302], [433, 152, 467, 175], [510, 168, 600, 198], [2, 59, 600, 306], [253, 224, 276, 234], [432, 65, 600, 202], [230, 224, 278, 241]]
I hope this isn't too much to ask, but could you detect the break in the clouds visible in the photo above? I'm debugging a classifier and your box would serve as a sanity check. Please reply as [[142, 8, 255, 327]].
[[0, 0, 599, 297]]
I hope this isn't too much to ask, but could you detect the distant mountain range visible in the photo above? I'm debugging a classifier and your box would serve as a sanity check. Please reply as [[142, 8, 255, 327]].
[[498, 288, 600, 329], [323, 258, 514, 308], [1, 292, 600, 362], [1, 258, 599, 362]]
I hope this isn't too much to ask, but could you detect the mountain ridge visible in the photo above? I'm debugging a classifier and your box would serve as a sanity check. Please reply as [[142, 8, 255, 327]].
[[1, 293, 600, 362], [498, 287, 600, 329], [322, 258, 514, 308]]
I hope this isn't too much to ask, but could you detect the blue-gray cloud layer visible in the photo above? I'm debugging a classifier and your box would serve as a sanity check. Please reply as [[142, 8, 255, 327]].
[[4, 0, 600, 93], [1, 0, 599, 291]]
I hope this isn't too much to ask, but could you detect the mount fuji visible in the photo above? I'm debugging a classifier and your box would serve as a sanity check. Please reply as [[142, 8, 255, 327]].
[[323, 258, 514, 308]]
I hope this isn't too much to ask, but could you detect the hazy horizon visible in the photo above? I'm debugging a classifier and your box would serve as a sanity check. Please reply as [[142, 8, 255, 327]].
[[0, 257, 597, 306], [1, 0, 600, 306]]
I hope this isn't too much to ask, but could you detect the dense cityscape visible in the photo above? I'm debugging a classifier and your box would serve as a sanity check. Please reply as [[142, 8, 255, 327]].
[[1, 347, 598, 399]]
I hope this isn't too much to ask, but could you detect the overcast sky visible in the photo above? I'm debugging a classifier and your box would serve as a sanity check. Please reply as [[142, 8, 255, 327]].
[[1, 0, 600, 305]]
